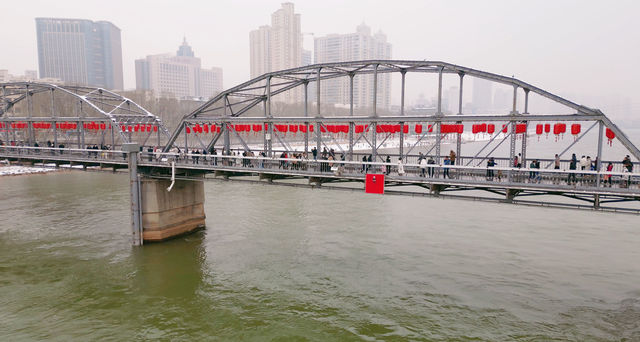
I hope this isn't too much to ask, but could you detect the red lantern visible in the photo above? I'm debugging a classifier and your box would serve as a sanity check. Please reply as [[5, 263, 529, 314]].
[[515, 124, 527, 134], [536, 124, 543, 135], [502, 124, 508, 133], [605, 128, 615, 146], [403, 125, 408, 134], [571, 124, 581, 135], [544, 123, 551, 134], [487, 124, 495, 134], [415, 124, 423, 134]]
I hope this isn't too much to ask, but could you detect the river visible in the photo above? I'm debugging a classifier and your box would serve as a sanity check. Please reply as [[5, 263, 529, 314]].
[[1, 170, 639, 341]]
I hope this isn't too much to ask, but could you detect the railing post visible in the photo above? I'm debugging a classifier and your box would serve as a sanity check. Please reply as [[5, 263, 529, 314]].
[[123, 143, 143, 246]]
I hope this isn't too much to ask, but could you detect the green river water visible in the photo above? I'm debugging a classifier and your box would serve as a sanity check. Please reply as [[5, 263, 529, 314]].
[[1, 172, 639, 341]]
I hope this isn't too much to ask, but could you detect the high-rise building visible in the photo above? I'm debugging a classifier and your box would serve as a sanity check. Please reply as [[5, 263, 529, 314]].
[[314, 23, 392, 110], [249, 25, 271, 79], [302, 49, 312, 66], [35, 18, 123, 90], [249, 3, 302, 103], [135, 38, 223, 99]]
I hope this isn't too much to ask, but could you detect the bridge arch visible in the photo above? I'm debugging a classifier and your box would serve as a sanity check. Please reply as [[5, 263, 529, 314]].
[[0, 82, 171, 148], [163, 60, 639, 162]]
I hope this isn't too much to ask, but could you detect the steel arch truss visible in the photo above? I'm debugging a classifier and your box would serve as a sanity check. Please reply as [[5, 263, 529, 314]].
[[0, 82, 171, 147], [164, 60, 640, 162]]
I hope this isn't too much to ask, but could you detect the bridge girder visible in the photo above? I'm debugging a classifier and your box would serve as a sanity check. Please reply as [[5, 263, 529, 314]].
[[0, 82, 171, 146]]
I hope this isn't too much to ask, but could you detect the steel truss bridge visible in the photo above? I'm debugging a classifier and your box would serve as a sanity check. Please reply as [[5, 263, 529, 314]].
[[2, 60, 640, 236]]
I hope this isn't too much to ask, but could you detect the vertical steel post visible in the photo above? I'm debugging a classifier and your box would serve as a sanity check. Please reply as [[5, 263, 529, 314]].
[[124, 143, 142, 246], [596, 120, 604, 188], [316, 68, 321, 157], [350, 73, 354, 116], [263, 99, 268, 155], [456, 73, 463, 166], [304, 81, 309, 154], [458, 72, 464, 115], [51, 88, 58, 150], [437, 67, 443, 115], [266, 77, 273, 157], [77, 101, 83, 149], [349, 73, 354, 161], [184, 124, 188, 153], [524, 89, 530, 114], [349, 122, 354, 161], [400, 70, 406, 160], [372, 64, 378, 162], [3, 86, 9, 144], [223, 95, 230, 155], [509, 120, 517, 182], [521, 122, 528, 167], [26, 85, 34, 145], [511, 85, 518, 114], [111, 122, 115, 150], [435, 122, 442, 165]]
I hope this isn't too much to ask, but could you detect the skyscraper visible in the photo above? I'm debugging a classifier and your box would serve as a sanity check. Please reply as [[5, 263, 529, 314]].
[[314, 23, 392, 109], [35, 18, 123, 90], [249, 3, 302, 103], [135, 38, 223, 99]]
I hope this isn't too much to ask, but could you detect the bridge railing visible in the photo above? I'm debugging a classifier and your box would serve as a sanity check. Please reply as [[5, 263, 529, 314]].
[[266, 149, 634, 174], [145, 151, 640, 191], [0, 145, 128, 161], [2, 145, 639, 191]]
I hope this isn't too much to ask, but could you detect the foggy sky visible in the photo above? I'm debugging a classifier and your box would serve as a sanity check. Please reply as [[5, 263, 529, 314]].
[[2, 0, 639, 114]]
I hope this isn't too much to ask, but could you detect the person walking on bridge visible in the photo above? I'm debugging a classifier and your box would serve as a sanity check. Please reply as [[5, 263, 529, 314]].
[[397, 157, 405, 176], [385, 155, 391, 175], [419, 156, 427, 177], [487, 157, 496, 181], [568, 153, 577, 185], [443, 156, 451, 179]]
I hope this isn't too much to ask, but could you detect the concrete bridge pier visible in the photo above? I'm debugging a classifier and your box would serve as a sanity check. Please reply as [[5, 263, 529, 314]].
[[124, 144, 206, 246]]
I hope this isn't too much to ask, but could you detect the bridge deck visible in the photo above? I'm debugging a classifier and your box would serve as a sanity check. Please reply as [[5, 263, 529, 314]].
[[2, 146, 639, 214]]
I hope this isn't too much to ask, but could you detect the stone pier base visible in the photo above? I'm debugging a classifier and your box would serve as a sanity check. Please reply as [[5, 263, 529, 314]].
[[140, 177, 206, 242]]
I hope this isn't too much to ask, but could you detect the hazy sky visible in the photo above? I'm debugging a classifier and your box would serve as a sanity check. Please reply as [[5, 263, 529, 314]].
[[2, 0, 639, 112]]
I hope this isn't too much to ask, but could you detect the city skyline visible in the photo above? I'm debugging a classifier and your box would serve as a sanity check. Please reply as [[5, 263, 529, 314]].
[[35, 17, 123, 90], [135, 38, 223, 99], [1, 0, 639, 120]]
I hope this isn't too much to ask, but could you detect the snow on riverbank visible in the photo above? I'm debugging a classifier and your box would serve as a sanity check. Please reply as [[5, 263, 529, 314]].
[[0, 163, 58, 176]]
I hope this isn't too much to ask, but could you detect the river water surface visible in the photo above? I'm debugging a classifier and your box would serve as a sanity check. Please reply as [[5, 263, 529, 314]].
[[1, 168, 640, 340]]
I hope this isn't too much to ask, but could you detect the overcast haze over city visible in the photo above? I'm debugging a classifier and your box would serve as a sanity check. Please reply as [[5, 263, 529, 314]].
[[2, 0, 639, 120]]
